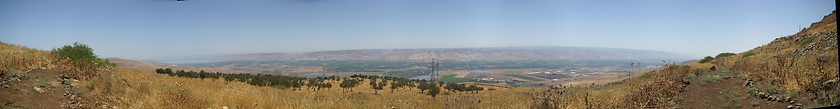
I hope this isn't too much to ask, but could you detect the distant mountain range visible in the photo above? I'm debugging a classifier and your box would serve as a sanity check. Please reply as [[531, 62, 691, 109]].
[[157, 47, 693, 63]]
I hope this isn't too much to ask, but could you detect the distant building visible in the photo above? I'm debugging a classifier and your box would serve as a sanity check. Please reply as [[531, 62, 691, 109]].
[[409, 75, 432, 81]]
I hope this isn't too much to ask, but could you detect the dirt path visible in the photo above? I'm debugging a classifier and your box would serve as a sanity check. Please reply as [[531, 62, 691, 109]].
[[676, 69, 788, 108], [0, 69, 72, 108]]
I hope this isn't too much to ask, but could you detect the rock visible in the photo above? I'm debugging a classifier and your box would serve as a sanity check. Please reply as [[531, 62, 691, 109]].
[[745, 80, 753, 87], [33, 86, 46, 93], [60, 78, 69, 84], [787, 105, 794, 109], [759, 92, 768, 98]]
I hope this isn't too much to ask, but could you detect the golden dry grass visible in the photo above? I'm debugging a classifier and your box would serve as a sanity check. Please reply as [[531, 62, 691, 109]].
[[82, 67, 539, 109], [0, 42, 58, 72], [532, 64, 704, 109]]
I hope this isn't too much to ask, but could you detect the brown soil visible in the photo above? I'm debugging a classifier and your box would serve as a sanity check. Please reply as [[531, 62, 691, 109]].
[[676, 70, 789, 109], [0, 69, 68, 109]]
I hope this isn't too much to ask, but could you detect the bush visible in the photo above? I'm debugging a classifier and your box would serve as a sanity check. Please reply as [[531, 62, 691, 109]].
[[799, 37, 815, 47], [52, 42, 114, 67], [426, 84, 440, 97], [715, 53, 736, 58], [741, 52, 754, 58], [699, 56, 714, 63]]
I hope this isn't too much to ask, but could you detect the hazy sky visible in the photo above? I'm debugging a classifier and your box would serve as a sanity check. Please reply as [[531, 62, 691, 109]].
[[1, 0, 835, 60]]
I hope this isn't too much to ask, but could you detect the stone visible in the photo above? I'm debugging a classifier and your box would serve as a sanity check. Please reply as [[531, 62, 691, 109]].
[[33, 86, 46, 93], [745, 80, 753, 87], [759, 92, 767, 98]]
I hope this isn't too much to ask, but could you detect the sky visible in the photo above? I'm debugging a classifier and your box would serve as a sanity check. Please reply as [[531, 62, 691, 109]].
[[0, 0, 835, 60]]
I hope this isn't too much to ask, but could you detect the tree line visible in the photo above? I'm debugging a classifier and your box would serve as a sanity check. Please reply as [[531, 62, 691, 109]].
[[155, 68, 307, 89], [155, 68, 484, 97]]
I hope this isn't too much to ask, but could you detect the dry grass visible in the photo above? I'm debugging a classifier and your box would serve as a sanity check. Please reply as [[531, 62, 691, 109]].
[[1, 42, 109, 80], [531, 62, 714, 109], [82, 67, 538, 109], [0, 42, 57, 72]]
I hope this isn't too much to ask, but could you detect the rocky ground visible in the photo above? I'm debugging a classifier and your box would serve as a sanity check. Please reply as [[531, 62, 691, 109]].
[[0, 69, 83, 109]]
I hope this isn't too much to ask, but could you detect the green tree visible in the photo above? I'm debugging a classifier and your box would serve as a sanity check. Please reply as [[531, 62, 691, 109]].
[[404, 81, 416, 91], [418, 82, 430, 93], [467, 85, 484, 94], [373, 79, 387, 94], [369, 78, 380, 94], [426, 83, 440, 97]]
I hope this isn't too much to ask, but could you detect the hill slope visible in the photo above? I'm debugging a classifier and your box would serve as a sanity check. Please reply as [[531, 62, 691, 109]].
[[534, 10, 837, 109]]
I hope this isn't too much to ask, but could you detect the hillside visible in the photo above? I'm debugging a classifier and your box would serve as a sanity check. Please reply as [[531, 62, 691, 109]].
[[533, 10, 838, 108], [0, 42, 541, 108], [172, 47, 691, 62]]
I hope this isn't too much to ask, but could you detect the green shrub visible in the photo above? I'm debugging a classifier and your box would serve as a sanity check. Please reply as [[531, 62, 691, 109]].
[[799, 37, 815, 47], [700, 72, 724, 84], [741, 52, 754, 58], [426, 84, 440, 97], [51, 42, 114, 67], [715, 52, 736, 58], [778, 90, 798, 101], [699, 56, 714, 63]]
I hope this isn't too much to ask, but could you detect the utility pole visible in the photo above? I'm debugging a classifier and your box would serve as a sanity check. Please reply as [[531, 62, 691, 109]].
[[322, 63, 327, 78], [629, 63, 634, 78]]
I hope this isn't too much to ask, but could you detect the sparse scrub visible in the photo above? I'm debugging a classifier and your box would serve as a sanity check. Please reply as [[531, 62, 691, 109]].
[[777, 90, 798, 102], [741, 52, 754, 58], [700, 72, 725, 84], [716, 52, 737, 58], [36, 79, 48, 88], [1, 99, 19, 108], [699, 56, 714, 63], [799, 37, 815, 47], [51, 42, 114, 79]]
